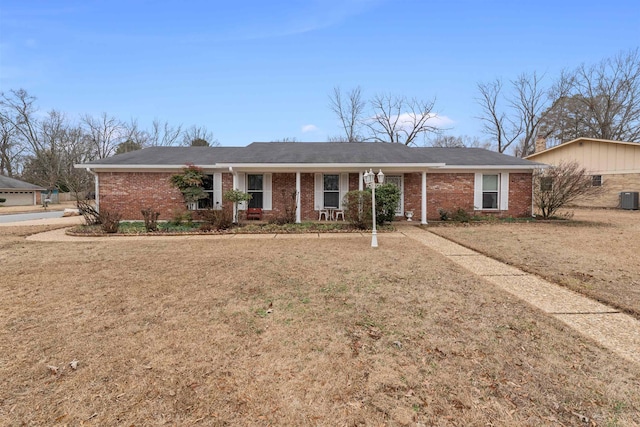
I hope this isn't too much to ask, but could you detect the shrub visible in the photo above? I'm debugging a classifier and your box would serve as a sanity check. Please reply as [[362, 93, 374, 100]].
[[276, 189, 297, 224], [170, 210, 192, 226], [438, 208, 450, 221], [199, 207, 233, 231], [77, 200, 101, 225], [0, 197, 5, 203], [533, 161, 602, 219], [169, 164, 207, 206], [451, 207, 471, 223], [374, 183, 401, 225], [141, 208, 160, 232], [342, 190, 372, 229], [224, 189, 252, 224], [99, 210, 121, 233]]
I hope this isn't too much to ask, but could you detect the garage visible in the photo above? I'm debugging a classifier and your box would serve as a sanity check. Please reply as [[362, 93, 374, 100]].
[[0, 175, 45, 206]]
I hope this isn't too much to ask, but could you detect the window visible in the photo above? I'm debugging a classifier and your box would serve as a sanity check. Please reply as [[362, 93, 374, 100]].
[[540, 177, 553, 192], [323, 174, 340, 208], [482, 174, 499, 209], [197, 174, 214, 209], [592, 175, 602, 187], [247, 174, 263, 209]]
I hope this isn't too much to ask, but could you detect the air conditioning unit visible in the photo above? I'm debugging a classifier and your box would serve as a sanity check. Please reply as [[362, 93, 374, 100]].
[[620, 192, 639, 210]]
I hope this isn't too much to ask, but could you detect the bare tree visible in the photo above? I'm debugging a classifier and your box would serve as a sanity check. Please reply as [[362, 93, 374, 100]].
[[81, 112, 124, 159], [182, 125, 219, 146], [0, 114, 23, 177], [271, 137, 298, 142], [123, 118, 151, 147], [533, 161, 602, 218], [428, 134, 492, 149], [328, 86, 366, 142], [148, 119, 182, 147], [365, 94, 439, 145], [510, 72, 554, 156], [476, 79, 524, 154], [539, 49, 640, 145]]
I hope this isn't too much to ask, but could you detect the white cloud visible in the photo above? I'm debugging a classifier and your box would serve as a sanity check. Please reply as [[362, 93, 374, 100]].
[[380, 113, 454, 131], [301, 124, 319, 133]]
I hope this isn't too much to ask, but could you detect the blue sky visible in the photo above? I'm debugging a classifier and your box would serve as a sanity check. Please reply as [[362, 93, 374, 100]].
[[1, 0, 639, 146]]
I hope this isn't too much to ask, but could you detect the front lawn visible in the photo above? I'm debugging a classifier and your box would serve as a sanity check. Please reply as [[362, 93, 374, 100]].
[[1, 227, 638, 425]]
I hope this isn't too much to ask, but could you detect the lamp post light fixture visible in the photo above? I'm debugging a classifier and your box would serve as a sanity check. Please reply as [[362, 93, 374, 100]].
[[363, 168, 385, 247]]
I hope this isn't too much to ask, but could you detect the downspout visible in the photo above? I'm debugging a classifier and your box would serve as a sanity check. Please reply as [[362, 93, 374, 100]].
[[295, 172, 301, 223], [86, 168, 99, 212]]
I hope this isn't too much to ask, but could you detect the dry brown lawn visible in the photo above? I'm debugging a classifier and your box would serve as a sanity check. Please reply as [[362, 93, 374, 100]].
[[430, 208, 640, 320], [1, 224, 639, 426]]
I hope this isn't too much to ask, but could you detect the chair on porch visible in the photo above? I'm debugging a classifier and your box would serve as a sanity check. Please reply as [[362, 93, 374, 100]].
[[334, 209, 345, 221], [318, 209, 330, 220]]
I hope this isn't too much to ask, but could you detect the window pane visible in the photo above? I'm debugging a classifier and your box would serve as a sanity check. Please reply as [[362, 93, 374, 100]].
[[248, 192, 263, 209], [324, 192, 339, 208], [248, 174, 263, 191], [482, 192, 498, 209], [591, 175, 602, 187], [324, 174, 339, 191], [483, 175, 498, 191], [198, 193, 214, 209], [202, 175, 214, 191]]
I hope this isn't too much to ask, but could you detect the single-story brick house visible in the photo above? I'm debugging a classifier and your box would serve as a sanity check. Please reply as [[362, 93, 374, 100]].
[[0, 175, 45, 206], [77, 142, 543, 223]]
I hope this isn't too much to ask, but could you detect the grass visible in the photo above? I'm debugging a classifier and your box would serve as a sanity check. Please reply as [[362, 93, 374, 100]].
[[0, 222, 639, 425], [69, 220, 396, 235], [429, 208, 640, 319]]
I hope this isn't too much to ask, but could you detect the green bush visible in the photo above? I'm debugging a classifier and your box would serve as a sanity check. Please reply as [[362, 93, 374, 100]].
[[0, 198, 6, 203], [451, 207, 471, 223], [374, 183, 401, 225]]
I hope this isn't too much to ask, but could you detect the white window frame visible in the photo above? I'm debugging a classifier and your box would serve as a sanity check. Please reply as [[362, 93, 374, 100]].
[[247, 174, 264, 209], [314, 173, 349, 210], [474, 172, 509, 211]]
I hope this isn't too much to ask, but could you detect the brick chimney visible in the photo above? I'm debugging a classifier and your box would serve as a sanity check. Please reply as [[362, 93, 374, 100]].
[[535, 135, 547, 153]]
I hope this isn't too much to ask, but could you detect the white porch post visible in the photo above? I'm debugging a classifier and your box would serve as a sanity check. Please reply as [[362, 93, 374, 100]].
[[232, 169, 238, 223], [421, 171, 427, 224], [358, 171, 363, 190], [295, 172, 301, 223]]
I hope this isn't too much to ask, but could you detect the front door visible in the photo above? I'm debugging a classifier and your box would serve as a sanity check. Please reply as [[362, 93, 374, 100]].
[[385, 175, 403, 216]]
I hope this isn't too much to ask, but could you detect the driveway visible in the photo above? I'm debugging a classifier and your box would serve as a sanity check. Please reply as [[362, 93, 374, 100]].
[[0, 211, 64, 223]]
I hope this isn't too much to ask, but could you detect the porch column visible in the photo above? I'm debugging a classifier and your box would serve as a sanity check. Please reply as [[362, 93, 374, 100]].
[[358, 171, 363, 191], [295, 172, 301, 223], [232, 171, 238, 223], [421, 171, 427, 224]]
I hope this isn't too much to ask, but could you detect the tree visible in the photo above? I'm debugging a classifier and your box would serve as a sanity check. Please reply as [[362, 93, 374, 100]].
[[224, 189, 252, 224], [328, 86, 366, 142], [328, 87, 441, 145], [428, 134, 492, 149], [148, 119, 182, 147], [0, 114, 22, 177], [476, 72, 552, 155], [169, 165, 208, 207], [541, 49, 640, 143], [115, 139, 143, 154], [81, 112, 124, 159], [533, 161, 602, 218], [366, 94, 440, 145], [182, 125, 219, 147]]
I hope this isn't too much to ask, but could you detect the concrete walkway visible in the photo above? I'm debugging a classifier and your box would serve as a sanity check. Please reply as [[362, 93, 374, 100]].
[[396, 224, 640, 366], [24, 223, 640, 365]]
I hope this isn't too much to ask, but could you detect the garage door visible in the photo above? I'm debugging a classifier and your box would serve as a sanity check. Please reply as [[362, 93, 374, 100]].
[[0, 191, 35, 206]]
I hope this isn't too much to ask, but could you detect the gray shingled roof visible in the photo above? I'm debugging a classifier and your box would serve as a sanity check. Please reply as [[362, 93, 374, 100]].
[[0, 175, 45, 190], [80, 142, 542, 167]]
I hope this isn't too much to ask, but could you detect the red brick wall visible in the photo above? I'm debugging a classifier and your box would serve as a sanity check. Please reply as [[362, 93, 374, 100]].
[[98, 171, 533, 221], [99, 172, 185, 220]]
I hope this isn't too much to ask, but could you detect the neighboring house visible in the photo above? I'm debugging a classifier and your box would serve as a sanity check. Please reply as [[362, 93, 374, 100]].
[[76, 142, 543, 223], [526, 138, 640, 208], [0, 175, 45, 206]]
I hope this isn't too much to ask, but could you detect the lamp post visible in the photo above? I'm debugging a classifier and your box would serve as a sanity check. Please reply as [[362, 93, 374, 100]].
[[363, 168, 384, 248]]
